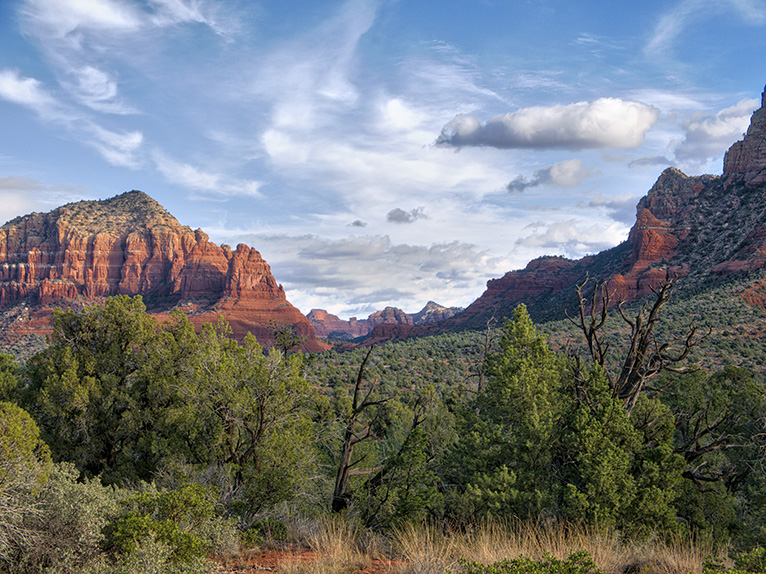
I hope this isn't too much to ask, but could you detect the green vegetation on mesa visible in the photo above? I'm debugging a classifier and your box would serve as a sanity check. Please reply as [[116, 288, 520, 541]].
[[2, 288, 766, 572]]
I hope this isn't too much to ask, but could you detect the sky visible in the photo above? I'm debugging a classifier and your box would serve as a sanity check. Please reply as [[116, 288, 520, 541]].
[[0, 0, 764, 319]]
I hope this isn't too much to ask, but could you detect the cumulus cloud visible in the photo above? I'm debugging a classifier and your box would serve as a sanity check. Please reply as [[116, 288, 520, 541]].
[[436, 98, 659, 150], [506, 159, 591, 192], [673, 98, 758, 166], [349, 220, 367, 227], [387, 207, 428, 224]]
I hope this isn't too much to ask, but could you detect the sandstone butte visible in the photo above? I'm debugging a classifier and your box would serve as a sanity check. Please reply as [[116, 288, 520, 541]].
[[0, 191, 328, 353], [364, 84, 766, 341]]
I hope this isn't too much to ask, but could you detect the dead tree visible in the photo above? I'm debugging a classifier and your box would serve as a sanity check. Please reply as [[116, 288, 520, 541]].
[[568, 276, 708, 414], [331, 346, 389, 512]]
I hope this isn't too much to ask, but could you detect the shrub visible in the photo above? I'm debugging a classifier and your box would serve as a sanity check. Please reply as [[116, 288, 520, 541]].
[[105, 483, 238, 563], [453, 550, 604, 574]]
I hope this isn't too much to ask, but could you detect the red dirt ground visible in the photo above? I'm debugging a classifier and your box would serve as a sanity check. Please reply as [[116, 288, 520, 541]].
[[218, 548, 406, 573]]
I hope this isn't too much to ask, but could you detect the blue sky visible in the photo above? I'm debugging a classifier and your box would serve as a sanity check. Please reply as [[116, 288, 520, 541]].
[[0, 0, 764, 319]]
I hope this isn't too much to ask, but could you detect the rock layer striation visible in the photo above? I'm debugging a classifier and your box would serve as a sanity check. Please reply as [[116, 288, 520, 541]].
[[0, 191, 325, 352]]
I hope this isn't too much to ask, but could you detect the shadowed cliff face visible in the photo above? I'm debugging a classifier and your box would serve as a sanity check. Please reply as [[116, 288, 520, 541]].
[[0, 191, 326, 352]]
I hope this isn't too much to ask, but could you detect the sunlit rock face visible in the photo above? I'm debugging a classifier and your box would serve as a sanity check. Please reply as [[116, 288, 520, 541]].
[[0, 190, 326, 352]]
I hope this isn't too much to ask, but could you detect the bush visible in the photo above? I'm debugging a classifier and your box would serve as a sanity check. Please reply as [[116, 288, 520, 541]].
[[241, 517, 289, 548], [453, 550, 604, 574], [705, 547, 766, 574], [105, 483, 238, 563]]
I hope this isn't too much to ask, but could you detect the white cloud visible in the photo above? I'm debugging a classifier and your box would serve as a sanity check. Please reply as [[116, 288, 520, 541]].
[[226, 233, 510, 317], [68, 65, 135, 114], [516, 219, 627, 256], [586, 193, 640, 224], [88, 125, 144, 168], [153, 152, 262, 197], [148, 0, 213, 28], [20, 0, 221, 42], [507, 159, 591, 192], [0, 69, 58, 116], [673, 98, 758, 168], [19, 0, 142, 46], [437, 98, 660, 149], [647, 0, 766, 58], [387, 207, 428, 224], [0, 176, 90, 224], [252, 0, 378, 131]]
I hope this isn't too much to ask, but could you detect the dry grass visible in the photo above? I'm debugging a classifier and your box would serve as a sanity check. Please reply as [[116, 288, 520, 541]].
[[279, 515, 390, 574], [260, 515, 723, 574], [391, 519, 721, 574]]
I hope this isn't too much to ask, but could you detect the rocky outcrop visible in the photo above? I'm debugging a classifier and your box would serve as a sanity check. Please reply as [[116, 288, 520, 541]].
[[308, 301, 463, 341], [724, 86, 766, 185], [385, 84, 766, 337], [0, 191, 326, 352], [412, 300, 463, 324]]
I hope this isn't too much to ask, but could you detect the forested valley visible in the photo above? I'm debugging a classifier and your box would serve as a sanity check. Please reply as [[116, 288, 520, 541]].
[[3, 278, 766, 574]]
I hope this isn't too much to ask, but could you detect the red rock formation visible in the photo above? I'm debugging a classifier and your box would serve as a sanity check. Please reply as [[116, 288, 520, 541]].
[[308, 302, 462, 340], [0, 191, 326, 352], [407, 86, 766, 337], [724, 86, 766, 185]]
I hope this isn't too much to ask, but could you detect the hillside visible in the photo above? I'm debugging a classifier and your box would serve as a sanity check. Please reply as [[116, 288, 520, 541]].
[[360, 85, 766, 341], [0, 191, 327, 355]]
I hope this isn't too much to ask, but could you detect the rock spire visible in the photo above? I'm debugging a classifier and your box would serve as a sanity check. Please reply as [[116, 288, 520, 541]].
[[723, 86, 766, 184]]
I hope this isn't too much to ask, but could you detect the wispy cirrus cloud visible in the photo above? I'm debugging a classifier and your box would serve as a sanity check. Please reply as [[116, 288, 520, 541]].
[[0, 69, 59, 117], [153, 152, 262, 198], [436, 98, 659, 150], [0, 68, 145, 167], [646, 0, 766, 59]]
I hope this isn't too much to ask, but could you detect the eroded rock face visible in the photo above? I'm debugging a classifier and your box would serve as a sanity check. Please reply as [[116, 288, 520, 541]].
[[724, 87, 766, 185], [0, 191, 326, 352], [407, 84, 766, 336]]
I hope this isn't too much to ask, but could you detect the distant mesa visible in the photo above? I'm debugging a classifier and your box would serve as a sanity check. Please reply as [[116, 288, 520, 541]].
[[0, 190, 327, 355], [307, 301, 463, 342]]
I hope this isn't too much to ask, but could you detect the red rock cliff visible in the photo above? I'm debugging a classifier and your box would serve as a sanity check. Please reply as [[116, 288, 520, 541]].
[[0, 191, 326, 352], [724, 86, 766, 185]]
